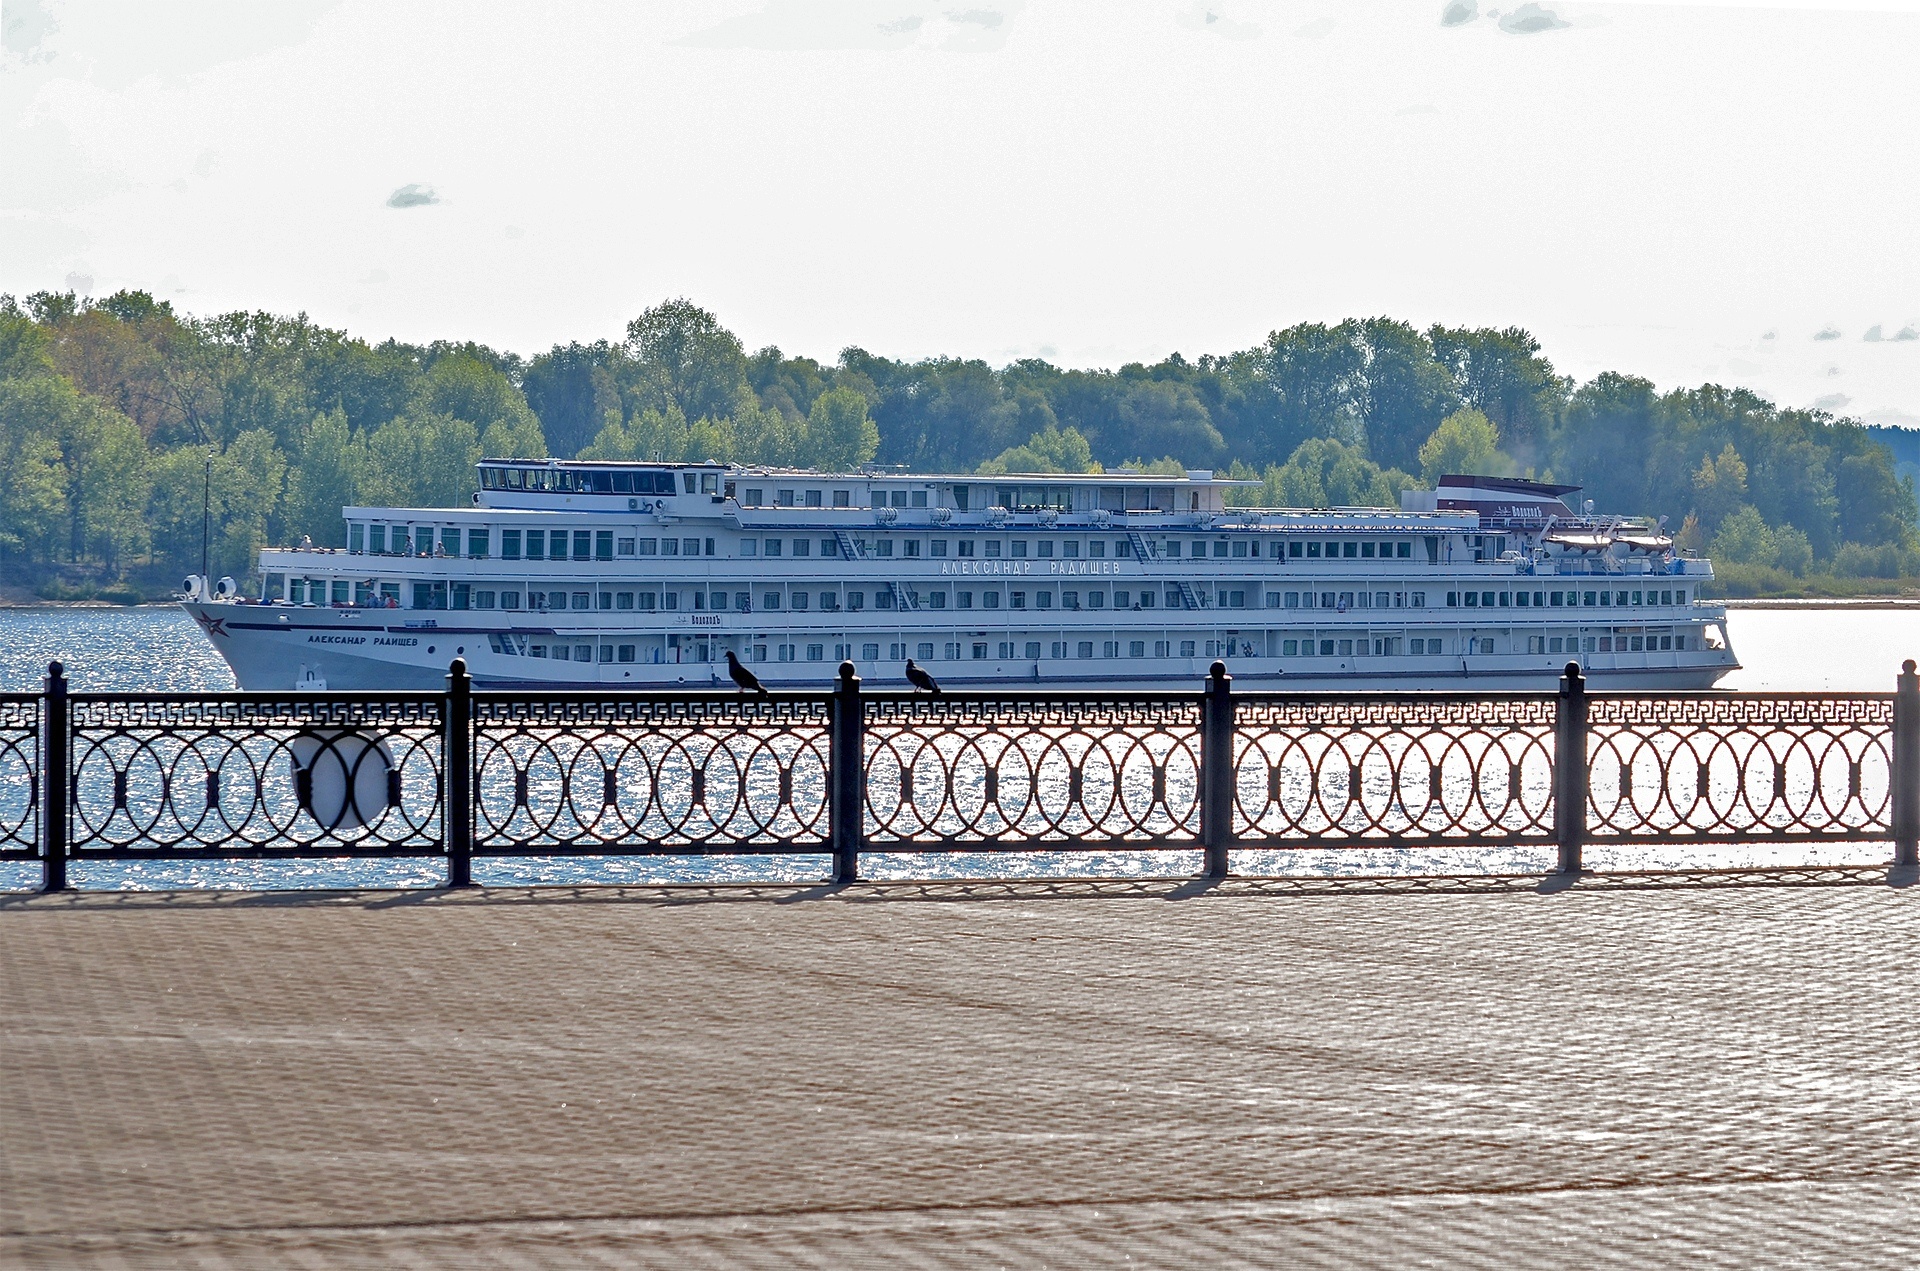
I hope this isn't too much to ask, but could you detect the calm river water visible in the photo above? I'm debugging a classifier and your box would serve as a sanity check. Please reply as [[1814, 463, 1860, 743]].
[[0, 604, 1910, 889]]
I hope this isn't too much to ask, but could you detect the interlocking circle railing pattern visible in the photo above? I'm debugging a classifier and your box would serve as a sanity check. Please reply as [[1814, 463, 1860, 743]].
[[1587, 694, 1893, 843], [862, 694, 1202, 848], [1232, 693, 1559, 847], [472, 694, 831, 853], [0, 695, 37, 859], [67, 695, 443, 858]]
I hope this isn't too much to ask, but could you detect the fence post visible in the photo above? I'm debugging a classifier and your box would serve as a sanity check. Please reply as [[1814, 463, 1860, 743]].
[[1201, 660, 1233, 879], [1554, 661, 1588, 875], [829, 661, 864, 884], [444, 658, 473, 888], [1894, 659, 1920, 868], [40, 661, 68, 893]]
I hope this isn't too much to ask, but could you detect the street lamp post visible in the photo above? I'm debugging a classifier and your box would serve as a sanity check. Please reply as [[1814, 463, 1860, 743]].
[[201, 450, 212, 581]]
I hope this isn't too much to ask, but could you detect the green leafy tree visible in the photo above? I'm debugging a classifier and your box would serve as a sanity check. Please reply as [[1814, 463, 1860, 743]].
[[622, 299, 748, 425], [282, 410, 360, 545], [1708, 505, 1774, 566], [580, 405, 735, 465], [415, 353, 547, 457], [358, 412, 478, 509], [1690, 443, 1748, 532], [979, 426, 1098, 475], [1114, 380, 1222, 465], [1253, 438, 1414, 509], [523, 342, 622, 458], [799, 385, 880, 470], [0, 377, 71, 557], [1428, 325, 1568, 461], [1350, 317, 1458, 471], [1417, 409, 1512, 484]]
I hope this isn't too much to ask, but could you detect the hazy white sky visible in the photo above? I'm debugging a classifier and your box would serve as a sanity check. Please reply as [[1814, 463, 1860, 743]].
[[4, 0, 1919, 424]]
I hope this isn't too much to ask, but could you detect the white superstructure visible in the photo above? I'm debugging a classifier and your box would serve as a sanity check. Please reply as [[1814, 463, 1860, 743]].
[[182, 463, 1739, 691]]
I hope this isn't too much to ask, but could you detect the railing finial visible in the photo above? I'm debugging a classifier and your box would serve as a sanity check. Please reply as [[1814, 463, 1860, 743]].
[[838, 660, 859, 690], [1209, 659, 1229, 688]]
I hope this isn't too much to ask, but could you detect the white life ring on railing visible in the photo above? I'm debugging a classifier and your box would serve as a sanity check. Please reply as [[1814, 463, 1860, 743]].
[[290, 729, 396, 831]]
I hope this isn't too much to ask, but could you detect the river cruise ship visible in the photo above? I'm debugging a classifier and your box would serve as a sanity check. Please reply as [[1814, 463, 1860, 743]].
[[181, 462, 1739, 691]]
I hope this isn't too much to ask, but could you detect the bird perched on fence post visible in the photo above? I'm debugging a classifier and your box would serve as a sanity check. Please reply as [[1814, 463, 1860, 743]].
[[724, 650, 768, 695], [905, 658, 941, 694]]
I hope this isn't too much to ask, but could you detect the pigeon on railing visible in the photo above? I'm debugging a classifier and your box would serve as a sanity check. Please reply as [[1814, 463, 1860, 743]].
[[905, 659, 942, 694], [723, 650, 768, 695]]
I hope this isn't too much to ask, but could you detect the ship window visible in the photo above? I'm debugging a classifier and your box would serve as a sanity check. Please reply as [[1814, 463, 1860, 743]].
[[1089, 541, 1105, 558], [1232, 541, 1247, 558], [983, 591, 1000, 609], [1307, 543, 1321, 558], [793, 539, 811, 557], [1290, 541, 1303, 558], [912, 491, 928, 508], [1361, 542, 1375, 558], [958, 591, 973, 609], [904, 541, 920, 558], [792, 592, 809, 611], [892, 491, 908, 508], [745, 488, 763, 506], [500, 590, 521, 610], [849, 591, 865, 611], [595, 531, 613, 561], [1036, 542, 1052, 559], [930, 540, 947, 557], [928, 591, 946, 609], [1010, 541, 1027, 558], [984, 541, 1001, 558], [1212, 541, 1227, 558], [368, 525, 386, 553], [1341, 542, 1356, 558], [876, 540, 892, 557], [834, 490, 850, 507], [1010, 591, 1026, 609], [525, 530, 544, 560], [764, 539, 781, 557]]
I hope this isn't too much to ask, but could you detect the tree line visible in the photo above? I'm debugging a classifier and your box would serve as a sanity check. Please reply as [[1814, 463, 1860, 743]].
[[0, 291, 1913, 595]]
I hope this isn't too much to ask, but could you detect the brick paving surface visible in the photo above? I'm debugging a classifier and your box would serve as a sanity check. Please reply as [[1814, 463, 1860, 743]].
[[4, 876, 1920, 1267]]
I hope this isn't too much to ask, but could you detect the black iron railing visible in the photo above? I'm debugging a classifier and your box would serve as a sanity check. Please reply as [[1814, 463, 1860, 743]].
[[12, 657, 1920, 892]]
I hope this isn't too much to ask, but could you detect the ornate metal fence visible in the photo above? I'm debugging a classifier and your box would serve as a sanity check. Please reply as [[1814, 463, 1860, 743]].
[[16, 657, 1920, 892]]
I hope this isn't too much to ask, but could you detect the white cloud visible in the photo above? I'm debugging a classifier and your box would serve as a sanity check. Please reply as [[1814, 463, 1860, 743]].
[[386, 184, 440, 209], [1499, 4, 1570, 34]]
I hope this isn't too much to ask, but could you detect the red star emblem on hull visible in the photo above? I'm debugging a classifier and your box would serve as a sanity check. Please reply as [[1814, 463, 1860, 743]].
[[194, 611, 229, 639]]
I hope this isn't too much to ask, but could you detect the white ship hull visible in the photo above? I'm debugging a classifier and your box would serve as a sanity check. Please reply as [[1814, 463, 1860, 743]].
[[185, 602, 1738, 693]]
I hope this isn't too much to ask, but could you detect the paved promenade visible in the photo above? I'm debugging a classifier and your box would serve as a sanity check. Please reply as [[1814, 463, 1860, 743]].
[[5, 873, 1920, 1268]]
